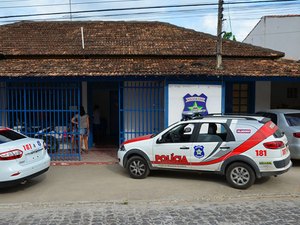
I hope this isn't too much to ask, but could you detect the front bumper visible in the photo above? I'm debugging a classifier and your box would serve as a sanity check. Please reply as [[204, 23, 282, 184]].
[[117, 149, 126, 168]]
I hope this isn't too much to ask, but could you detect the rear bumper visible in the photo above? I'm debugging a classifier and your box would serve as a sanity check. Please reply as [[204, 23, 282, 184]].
[[0, 167, 49, 188], [0, 154, 51, 187], [260, 160, 292, 177]]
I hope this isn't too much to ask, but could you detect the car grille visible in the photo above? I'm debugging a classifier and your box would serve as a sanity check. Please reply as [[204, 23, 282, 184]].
[[273, 156, 291, 169]]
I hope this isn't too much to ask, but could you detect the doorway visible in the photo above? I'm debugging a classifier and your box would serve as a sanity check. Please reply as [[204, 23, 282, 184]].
[[91, 82, 119, 147]]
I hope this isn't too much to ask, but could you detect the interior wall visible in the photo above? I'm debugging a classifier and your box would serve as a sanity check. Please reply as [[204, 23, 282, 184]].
[[271, 82, 300, 109]]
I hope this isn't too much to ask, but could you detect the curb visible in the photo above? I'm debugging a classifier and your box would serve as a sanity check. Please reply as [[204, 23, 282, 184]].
[[51, 161, 118, 166]]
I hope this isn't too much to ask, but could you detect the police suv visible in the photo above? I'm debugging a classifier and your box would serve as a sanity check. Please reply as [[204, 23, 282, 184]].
[[118, 114, 292, 189]]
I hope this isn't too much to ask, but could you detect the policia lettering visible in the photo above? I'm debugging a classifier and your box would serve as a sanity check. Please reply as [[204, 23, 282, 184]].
[[154, 154, 188, 165]]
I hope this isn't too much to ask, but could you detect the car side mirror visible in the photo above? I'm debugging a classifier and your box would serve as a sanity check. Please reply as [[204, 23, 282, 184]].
[[184, 127, 192, 133], [156, 136, 164, 144]]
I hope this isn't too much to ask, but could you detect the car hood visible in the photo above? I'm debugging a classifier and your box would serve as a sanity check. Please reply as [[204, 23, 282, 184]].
[[123, 134, 153, 145]]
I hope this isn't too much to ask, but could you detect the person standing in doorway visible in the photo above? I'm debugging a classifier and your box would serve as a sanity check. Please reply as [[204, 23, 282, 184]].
[[72, 106, 89, 153], [93, 105, 101, 147]]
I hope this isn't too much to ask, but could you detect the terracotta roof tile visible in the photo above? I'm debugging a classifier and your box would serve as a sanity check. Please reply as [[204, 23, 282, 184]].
[[0, 21, 284, 58], [0, 58, 299, 77]]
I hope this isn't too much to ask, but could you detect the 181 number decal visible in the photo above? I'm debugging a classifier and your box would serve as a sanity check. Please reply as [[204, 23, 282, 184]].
[[255, 150, 267, 156]]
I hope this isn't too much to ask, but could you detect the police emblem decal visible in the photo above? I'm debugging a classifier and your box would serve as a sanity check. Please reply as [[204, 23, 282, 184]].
[[194, 145, 205, 158]]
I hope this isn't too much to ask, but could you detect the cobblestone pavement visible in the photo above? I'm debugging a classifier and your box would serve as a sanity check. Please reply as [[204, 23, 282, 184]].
[[0, 197, 299, 225]]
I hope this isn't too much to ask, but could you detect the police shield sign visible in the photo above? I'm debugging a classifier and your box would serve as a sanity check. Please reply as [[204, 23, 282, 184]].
[[183, 93, 208, 116]]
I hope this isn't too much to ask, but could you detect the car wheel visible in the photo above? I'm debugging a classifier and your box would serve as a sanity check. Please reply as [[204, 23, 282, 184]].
[[127, 156, 150, 179], [226, 162, 255, 189]]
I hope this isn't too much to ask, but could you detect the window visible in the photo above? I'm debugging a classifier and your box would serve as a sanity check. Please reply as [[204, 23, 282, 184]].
[[160, 123, 195, 143], [284, 113, 300, 126], [0, 129, 26, 144], [196, 123, 228, 142], [264, 113, 278, 125], [232, 83, 249, 113]]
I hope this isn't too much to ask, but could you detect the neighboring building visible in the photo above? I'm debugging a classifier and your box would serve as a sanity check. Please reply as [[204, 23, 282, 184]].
[[244, 15, 300, 111], [244, 15, 300, 60], [0, 21, 299, 161]]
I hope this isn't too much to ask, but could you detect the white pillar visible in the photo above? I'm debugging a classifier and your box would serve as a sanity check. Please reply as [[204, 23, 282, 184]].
[[255, 81, 271, 112]]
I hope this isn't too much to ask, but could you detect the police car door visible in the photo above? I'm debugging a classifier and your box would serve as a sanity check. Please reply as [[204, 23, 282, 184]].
[[152, 123, 197, 169], [189, 122, 234, 170]]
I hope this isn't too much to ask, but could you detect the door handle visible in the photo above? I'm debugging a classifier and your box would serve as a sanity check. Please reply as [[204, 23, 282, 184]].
[[180, 146, 190, 150], [220, 147, 230, 150]]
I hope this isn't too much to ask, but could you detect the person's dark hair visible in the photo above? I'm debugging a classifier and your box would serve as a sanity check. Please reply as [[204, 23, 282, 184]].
[[80, 106, 86, 116]]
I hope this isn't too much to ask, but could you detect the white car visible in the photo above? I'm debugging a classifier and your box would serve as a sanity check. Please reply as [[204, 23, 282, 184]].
[[257, 109, 300, 159], [0, 127, 51, 188], [118, 115, 292, 189]]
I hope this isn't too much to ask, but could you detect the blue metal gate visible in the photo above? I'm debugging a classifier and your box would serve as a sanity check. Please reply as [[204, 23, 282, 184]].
[[119, 81, 165, 144], [0, 81, 81, 161]]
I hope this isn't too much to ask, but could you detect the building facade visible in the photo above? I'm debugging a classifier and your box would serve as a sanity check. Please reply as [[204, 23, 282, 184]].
[[244, 15, 300, 110], [0, 21, 299, 161]]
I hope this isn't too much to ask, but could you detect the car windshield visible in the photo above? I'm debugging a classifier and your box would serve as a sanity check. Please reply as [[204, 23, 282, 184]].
[[0, 129, 26, 144], [284, 113, 300, 126]]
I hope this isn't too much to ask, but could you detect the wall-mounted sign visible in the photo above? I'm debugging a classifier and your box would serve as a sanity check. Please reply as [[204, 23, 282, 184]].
[[183, 93, 208, 116], [168, 84, 222, 125]]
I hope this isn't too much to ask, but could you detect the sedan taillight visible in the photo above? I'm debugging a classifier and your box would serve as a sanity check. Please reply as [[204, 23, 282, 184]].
[[293, 132, 300, 138], [0, 149, 23, 160], [263, 141, 284, 149]]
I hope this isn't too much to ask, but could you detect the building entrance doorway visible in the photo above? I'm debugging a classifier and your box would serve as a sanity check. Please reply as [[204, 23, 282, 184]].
[[91, 82, 119, 147]]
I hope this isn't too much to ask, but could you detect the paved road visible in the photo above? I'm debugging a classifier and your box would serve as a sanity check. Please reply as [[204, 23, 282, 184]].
[[0, 198, 299, 225], [0, 160, 299, 224]]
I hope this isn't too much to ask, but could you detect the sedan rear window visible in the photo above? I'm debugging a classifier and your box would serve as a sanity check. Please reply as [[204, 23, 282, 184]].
[[0, 129, 26, 144], [284, 113, 300, 126]]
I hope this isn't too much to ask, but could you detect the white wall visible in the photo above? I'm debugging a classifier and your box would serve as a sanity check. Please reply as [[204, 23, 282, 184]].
[[255, 81, 271, 112], [168, 84, 222, 125], [244, 16, 300, 60]]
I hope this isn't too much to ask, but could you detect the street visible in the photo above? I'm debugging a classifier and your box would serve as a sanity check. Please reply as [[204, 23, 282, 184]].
[[0, 160, 299, 224]]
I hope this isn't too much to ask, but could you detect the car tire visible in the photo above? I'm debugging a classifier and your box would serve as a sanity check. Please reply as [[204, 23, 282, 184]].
[[127, 156, 150, 179], [226, 162, 255, 189]]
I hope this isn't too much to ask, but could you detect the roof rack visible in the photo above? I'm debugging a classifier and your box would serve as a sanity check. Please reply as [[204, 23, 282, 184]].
[[181, 112, 203, 121], [206, 113, 266, 121], [181, 112, 269, 122]]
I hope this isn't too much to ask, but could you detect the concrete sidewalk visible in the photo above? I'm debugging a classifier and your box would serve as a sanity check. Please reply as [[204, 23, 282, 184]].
[[1, 161, 300, 205], [51, 148, 118, 166]]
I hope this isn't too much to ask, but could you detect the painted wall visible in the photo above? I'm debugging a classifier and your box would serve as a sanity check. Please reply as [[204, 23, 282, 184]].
[[244, 16, 300, 60], [255, 81, 271, 112], [168, 84, 222, 125]]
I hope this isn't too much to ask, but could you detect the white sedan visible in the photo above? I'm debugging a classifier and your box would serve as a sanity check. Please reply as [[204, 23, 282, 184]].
[[0, 127, 51, 188]]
